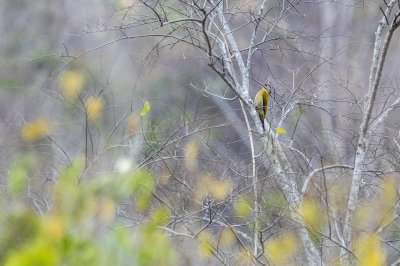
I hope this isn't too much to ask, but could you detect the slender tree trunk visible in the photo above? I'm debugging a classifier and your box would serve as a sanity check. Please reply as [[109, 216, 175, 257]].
[[341, 1, 399, 263]]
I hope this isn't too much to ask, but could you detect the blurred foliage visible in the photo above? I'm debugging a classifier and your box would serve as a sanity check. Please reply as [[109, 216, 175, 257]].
[[234, 196, 252, 218], [0, 0, 399, 264], [60, 69, 85, 102], [21, 117, 51, 143], [298, 197, 325, 246], [299, 197, 325, 231], [219, 228, 235, 247], [265, 192, 288, 211], [235, 248, 254, 265], [8, 153, 37, 196], [31, 51, 59, 71], [353, 234, 386, 266], [86, 96, 104, 121], [195, 173, 232, 201], [184, 138, 199, 171], [0, 155, 176, 266], [265, 231, 298, 265], [197, 231, 214, 258], [127, 113, 141, 134]]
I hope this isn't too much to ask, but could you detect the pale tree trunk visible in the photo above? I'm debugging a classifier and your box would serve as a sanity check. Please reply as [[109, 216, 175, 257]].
[[213, 2, 323, 264], [341, 0, 400, 263]]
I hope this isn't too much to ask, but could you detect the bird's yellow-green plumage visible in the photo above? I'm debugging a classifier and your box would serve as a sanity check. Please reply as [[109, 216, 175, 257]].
[[254, 87, 270, 130]]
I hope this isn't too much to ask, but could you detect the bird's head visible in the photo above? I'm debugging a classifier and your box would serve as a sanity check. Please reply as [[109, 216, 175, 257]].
[[262, 83, 274, 96]]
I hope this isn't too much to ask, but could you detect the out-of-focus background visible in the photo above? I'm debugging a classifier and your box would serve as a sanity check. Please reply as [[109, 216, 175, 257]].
[[1, 0, 400, 265], [3, 0, 398, 166]]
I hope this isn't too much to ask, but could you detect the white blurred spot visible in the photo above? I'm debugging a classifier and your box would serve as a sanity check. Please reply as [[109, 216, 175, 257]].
[[115, 158, 132, 174]]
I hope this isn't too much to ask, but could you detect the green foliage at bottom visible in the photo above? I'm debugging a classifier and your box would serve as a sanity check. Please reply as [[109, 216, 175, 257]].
[[0, 155, 176, 266]]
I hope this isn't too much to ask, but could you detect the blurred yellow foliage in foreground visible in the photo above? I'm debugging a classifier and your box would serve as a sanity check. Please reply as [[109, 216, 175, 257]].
[[354, 234, 385, 266], [0, 155, 176, 266]]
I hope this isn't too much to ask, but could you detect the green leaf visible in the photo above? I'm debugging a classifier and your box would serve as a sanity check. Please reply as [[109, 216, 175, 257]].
[[8, 165, 27, 197], [234, 197, 251, 218], [140, 101, 151, 117], [1, 208, 41, 256], [59, 156, 85, 185], [151, 207, 171, 226], [5, 239, 58, 266], [130, 170, 155, 210], [8, 154, 36, 196], [137, 226, 175, 265]]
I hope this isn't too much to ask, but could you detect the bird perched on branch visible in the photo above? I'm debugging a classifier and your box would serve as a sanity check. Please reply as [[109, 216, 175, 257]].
[[254, 86, 270, 131]]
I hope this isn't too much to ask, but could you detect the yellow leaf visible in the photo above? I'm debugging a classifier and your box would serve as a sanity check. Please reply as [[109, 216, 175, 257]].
[[159, 166, 172, 184], [140, 101, 151, 117], [236, 248, 253, 264], [21, 117, 51, 142], [380, 178, 397, 207], [60, 70, 85, 101], [195, 174, 231, 201], [299, 198, 324, 230], [210, 180, 231, 200], [127, 114, 140, 133], [275, 127, 287, 134], [353, 205, 371, 229], [184, 139, 199, 171], [86, 96, 104, 120], [354, 234, 385, 266], [42, 215, 65, 242], [120, 0, 133, 8], [197, 231, 214, 258], [195, 174, 213, 200], [265, 232, 298, 264], [353, 178, 398, 231], [329, 180, 347, 212], [98, 197, 116, 222], [234, 197, 251, 218], [136, 193, 152, 211], [220, 228, 235, 247]]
